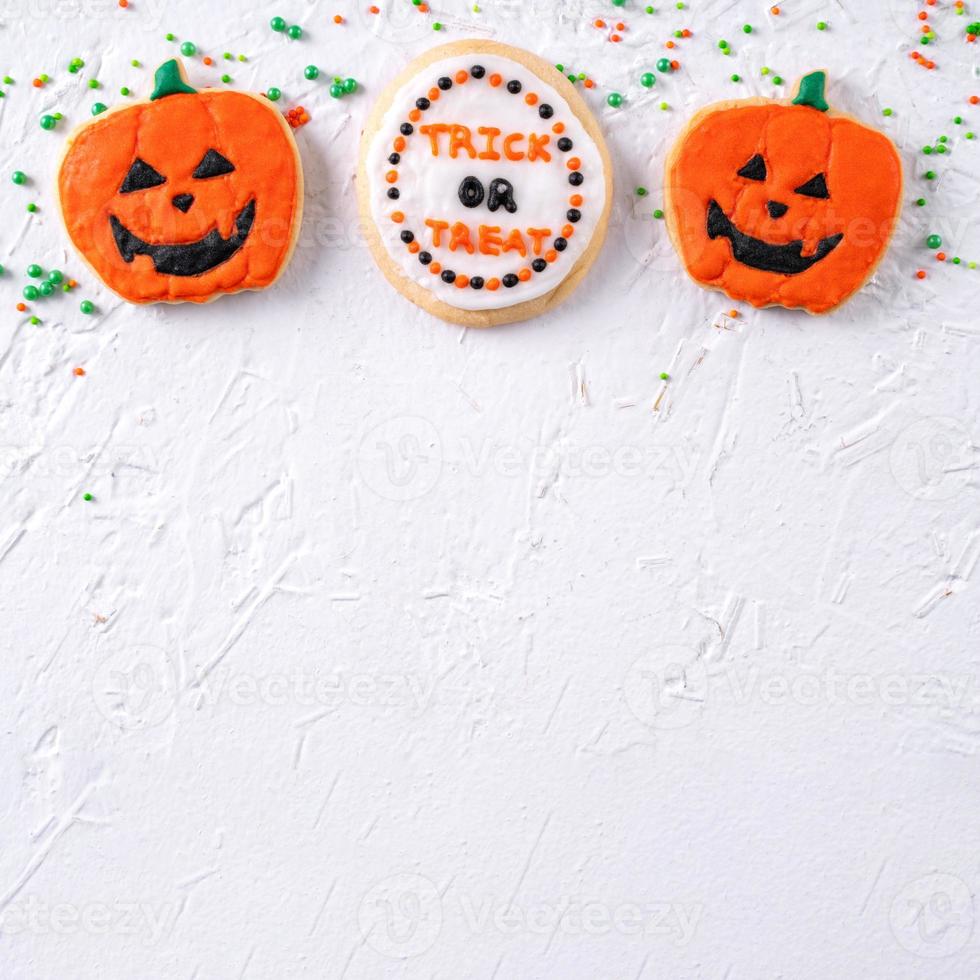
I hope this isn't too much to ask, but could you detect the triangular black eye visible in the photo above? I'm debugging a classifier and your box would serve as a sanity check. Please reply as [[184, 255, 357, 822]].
[[737, 154, 767, 181], [794, 173, 829, 199], [120, 158, 167, 194], [192, 149, 235, 180]]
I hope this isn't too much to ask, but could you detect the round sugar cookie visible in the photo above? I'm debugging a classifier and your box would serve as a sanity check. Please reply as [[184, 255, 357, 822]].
[[664, 71, 902, 314], [358, 41, 613, 327], [58, 59, 304, 305]]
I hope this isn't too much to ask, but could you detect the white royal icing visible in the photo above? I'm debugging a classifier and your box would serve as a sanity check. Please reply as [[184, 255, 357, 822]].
[[366, 53, 607, 312]]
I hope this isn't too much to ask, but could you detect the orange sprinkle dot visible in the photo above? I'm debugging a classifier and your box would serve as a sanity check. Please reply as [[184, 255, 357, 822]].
[[393, 137, 406, 152], [916, 270, 927, 279], [119, 0, 128, 6], [370, 5, 380, 12], [428, 87, 440, 101], [73, 367, 85, 376], [454, 275, 469, 288], [728, 309, 739, 318], [391, 211, 404, 222], [552, 122, 565, 134], [616, 22, 626, 31], [409, 108, 421, 122], [32, 78, 42, 88], [386, 171, 398, 184], [418, 2, 428, 10], [430, 262, 441, 274], [918, 11, 927, 19], [569, 194, 583, 206], [408, 242, 420, 253], [203, 56, 213, 66], [770, 5, 780, 13], [16, 303, 26, 312], [525, 93, 538, 106], [518, 268, 532, 282], [670, 60, 680, 70], [563, 225, 575, 238], [666, 40, 675, 49], [333, 14, 344, 23], [489, 73, 502, 87], [567, 157, 582, 170], [486, 278, 500, 291], [594, 19, 606, 28], [936, 252, 946, 261], [455, 70, 468, 84], [682, 29, 692, 37], [584, 79, 595, 89], [611, 34, 622, 42], [971, 96, 979, 105], [545, 249, 558, 263]]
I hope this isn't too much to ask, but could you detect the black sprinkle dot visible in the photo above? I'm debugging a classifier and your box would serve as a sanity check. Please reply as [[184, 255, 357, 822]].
[[387, 188, 400, 200], [557, 137, 573, 152], [569, 172, 584, 186], [419, 251, 432, 265], [441, 269, 456, 284], [400, 230, 414, 244], [400, 122, 414, 135], [538, 103, 554, 119], [567, 209, 581, 223], [553, 237, 567, 252], [507, 79, 522, 94], [388, 152, 401, 165], [502, 273, 519, 288], [471, 65, 486, 79], [470, 276, 485, 290], [416, 97, 431, 111], [531, 258, 547, 273], [437, 76, 453, 90]]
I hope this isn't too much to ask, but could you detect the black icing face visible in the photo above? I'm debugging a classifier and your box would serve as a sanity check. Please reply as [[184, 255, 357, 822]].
[[110, 150, 253, 277], [706, 154, 843, 276]]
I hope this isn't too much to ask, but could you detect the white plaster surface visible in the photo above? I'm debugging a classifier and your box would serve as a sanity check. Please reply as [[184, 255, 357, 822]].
[[1, 1, 978, 977]]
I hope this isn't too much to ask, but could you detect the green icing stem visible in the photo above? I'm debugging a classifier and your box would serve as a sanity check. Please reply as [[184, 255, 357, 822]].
[[150, 59, 197, 100], [792, 70, 830, 112]]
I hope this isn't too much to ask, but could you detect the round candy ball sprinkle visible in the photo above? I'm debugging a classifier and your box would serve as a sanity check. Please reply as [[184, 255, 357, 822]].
[[653, 209, 665, 218], [304, 65, 319, 80], [48, 269, 63, 284], [731, 74, 741, 82], [27, 203, 37, 212], [743, 24, 753, 33], [636, 187, 648, 197], [927, 234, 942, 249], [660, 372, 670, 380], [266, 87, 281, 101], [641, 72, 656, 87], [83, 492, 93, 501], [91, 102, 107, 115], [23, 285, 39, 301], [38, 281, 54, 296], [180, 41, 197, 57], [916, 198, 926, 206], [329, 83, 344, 99], [816, 21, 828, 30], [287, 24, 302, 39], [40, 115, 57, 130], [342, 77, 357, 94], [271, 16, 286, 31], [120, 86, 130, 96], [607, 92, 623, 107], [27, 264, 42, 278], [79, 300, 95, 314], [883, 108, 893, 116], [12, 170, 26, 184], [657, 58, 671, 72], [88, 79, 100, 89]]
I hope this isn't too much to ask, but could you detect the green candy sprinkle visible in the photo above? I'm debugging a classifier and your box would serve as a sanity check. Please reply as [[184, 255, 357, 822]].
[[653, 209, 665, 218], [607, 92, 623, 107], [221, 74, 231, 84], [773, 76, 783, 85], [923, 146, 933, 155], [731, 74, 741, 82], [88, 79, 100, 89], [40, 115, 57, 130], [916, 198, 926, 206], [743, 24, 753, 33], [79, 300, 95, 314], [433, 21, 443, 30], [48, 269, 63, 284], [27, 203, 37, 212], [924, 170, 936, 179], [83, 493, 93, 501], [342, 77, 357, 94], [883, 108, 893, 117], [131, 60, 141, 67], [816, 21, 828, 30], [657, 58, 671, 72], [927, 234, 942, 249], [967, 133, 976, 140], [180, 41, 196, 57], [270, 16, 286, 31], [38, 281, 54, 297], [939, 135, 948, 143], [329, 83, 344, 98], [223, 52, 233, 60], [718, 40, 730, 49], [30, 316, 40, 325], [12, 170, 26, 184], [91, 102, 107, 115], [165, 32, 175, 41], [27, 264, 42, 278], [659, 101, 669, 110], [952, 257, 961, 265], [287, 24, 303, 39], [120, 87, 130, 96], [641, 72, 656, 87], [761, 66, 770, 75], [304, 65, 319, 80], [636, 187, 648, 197], [660, 372, 670, 380], [238, 54, 247, 62], [3, 75, 13, 84], [266, 87, 281, 101], [23, 285, 39, 300]]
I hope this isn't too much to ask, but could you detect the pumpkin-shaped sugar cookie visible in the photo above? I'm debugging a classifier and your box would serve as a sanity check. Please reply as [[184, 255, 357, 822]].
[[58, 59, 303, 304], [665, 71, 902, 314]]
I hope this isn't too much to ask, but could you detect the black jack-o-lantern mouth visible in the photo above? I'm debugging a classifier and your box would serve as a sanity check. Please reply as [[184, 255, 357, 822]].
[[109, 199, 256, 277], [706, 200, 843, 276]]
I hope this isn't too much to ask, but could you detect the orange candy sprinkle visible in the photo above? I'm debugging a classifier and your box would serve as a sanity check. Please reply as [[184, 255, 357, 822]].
[[370, 5, 380, 12], [73, 367, 86, 376], [518, 268, 532, 282], [552, 122, 565, 134], [454, 275, 469, 288], [916, 270, 927, 279], [428, 87, 440, 101], [393, 137, 406, 152], [486, 279, 500, 291], [386, 171, 398, 184], [489, 74, 502, 87], [567, 157, 582, 170], [333, 14, 344, 23], [770, 5, 780, 13], [569, 194, 583, 206], [391, 211, 404, 222], [16, 303, 26, 312], [545, 250, 558, 263], [203, 56, 213, 66], [455, 70, 468, 84], [971, 96, 979, 105], [429, 262, 442, 274], [525, 93, 538, 105]]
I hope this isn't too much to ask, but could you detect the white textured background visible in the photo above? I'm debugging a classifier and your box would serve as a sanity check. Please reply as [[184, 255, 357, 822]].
[[2, 1, 979, 977]]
